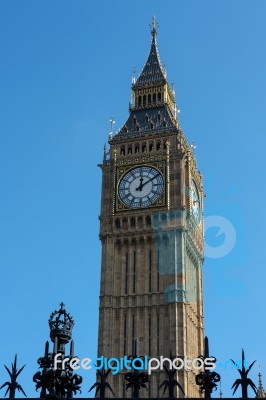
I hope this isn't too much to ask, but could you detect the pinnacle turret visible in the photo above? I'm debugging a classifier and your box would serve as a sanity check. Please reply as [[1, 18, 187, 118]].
[[256, 373, 266, 398]]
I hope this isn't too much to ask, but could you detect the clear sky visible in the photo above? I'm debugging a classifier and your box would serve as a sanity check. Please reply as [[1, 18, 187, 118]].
[[0, 0, 266, 398]]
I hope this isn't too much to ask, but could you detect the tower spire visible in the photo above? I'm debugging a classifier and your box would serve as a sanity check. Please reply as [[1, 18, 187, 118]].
[[134, 17, 166, 87], [111, 19, 178, 142]]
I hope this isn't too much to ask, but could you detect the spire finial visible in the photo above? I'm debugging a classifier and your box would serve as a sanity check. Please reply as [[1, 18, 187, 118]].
[[257, 371, 266, 397], [150, 16, 158, 38]]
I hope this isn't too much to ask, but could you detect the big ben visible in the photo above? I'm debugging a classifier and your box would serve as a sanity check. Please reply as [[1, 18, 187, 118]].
[[97, 19, 204, 398]]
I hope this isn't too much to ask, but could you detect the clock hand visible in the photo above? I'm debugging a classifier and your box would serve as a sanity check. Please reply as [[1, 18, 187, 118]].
[[140, 173, 160, 189], [136, 177, 144, 191]]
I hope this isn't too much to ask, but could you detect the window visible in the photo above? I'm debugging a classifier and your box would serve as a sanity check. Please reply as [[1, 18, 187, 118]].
[[157, 250, 160, 291], [149, 250, 152, 292], [123, 315, 127, 354], [125, 253, 129, 294], [130, 217, 136, 227], [156, 141, 161, 150], [149, 142, 154, 151], [157, 314, 160, 355], [132, 316, 135, 354], [133, 251, 136, 294], [161, 213, 167, 223], [148, 314, 151, 354], [145, 216, 151, 226]]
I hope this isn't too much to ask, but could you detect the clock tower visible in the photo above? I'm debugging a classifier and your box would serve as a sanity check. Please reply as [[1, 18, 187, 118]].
[[97, 20, 204, 398]]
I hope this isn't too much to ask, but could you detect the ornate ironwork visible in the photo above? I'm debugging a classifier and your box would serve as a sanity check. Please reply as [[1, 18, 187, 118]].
[[48, 302, 74, 345], [231, 349, 257, 398], [158, 353, 185, 398], [0, 355, 26, 398], [124, 341, 149, 399], [89, 368, 115, 398], [33, 303, 82, 398], [125, 369, 149, 399], [195, 336, 220, 398]]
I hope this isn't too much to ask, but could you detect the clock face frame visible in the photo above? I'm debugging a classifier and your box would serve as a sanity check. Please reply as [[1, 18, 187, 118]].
[[191, 180, 201, 223], [117, 165, 165, 210]]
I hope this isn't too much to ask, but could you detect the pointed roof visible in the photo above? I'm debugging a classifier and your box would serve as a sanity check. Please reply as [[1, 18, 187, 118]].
[[133, 17, 167, 87], [112, 105, 178, 142]]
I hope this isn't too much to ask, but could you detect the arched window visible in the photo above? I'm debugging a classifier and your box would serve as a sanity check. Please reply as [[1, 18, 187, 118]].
[[153, 93, 156, 103], [158, 92, 162, 102], [145, 114, 149, 123], [130, 217, 136, 227], [157, 113, 161, 122], [161, 214, 167, 223], [145, 216, 151, 226], [156, 141, 161, 150], [115, 219, 121, 229], [135, 144, 139, 153], [149, 142, 154, 151], [138, 96, 141, 106], [128, 146, 132, 154], [142, 143, 147, 153], [133, 116, 137, 124], [148, 94, 151, 104], [143, 95, 147, 105], [121, 146, 125, 155]]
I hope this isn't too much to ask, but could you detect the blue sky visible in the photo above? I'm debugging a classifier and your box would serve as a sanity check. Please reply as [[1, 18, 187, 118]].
[[0, 0, 266, 398]]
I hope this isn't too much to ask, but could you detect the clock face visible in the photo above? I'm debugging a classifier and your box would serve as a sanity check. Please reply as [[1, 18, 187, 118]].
[[118, 166, 164, 209], [191, 180, 201, 223]]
